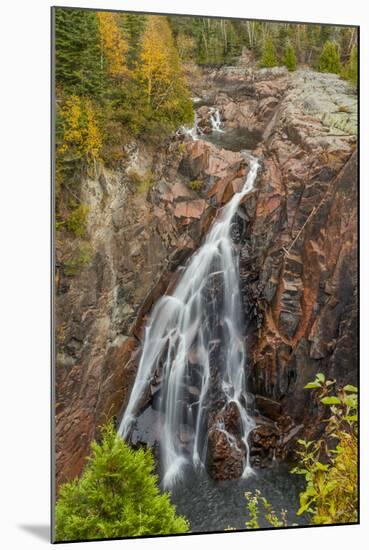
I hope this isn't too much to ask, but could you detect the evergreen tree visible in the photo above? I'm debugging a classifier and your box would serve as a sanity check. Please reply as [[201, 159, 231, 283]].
[[277, 25, 290, 56], [283, 41, 297, 71], [347, 45, 358, 87], [319, 25, 332, 46], [55, 422, 189, 541], [260, 37, 278, 68], [318, 40, 341, 74], [54, 8, 102, 97], [119, 13, 147, 68]]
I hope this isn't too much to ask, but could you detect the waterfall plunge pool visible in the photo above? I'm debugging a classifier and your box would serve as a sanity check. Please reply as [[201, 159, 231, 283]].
[[127, 405, 307, 533], [169, 462, 308, 533]]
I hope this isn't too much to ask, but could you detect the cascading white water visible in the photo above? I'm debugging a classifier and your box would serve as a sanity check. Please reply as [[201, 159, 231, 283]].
[[209, 107, 224, 132], [119, 157, 259, 488], [179, 112, 204, 141], [179, 106, 223, 139]]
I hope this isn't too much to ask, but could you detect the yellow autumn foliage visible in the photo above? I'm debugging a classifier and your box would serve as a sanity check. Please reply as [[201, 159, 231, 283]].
[[139, 16, 188, 111], [58, 95, 83, 156], [84, 99, 102, 159], [97, 12, 128, 78], [57, 95, 102, 162]]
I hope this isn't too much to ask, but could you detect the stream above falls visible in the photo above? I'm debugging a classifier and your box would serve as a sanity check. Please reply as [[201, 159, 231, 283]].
[[203, 126, 263, 152]]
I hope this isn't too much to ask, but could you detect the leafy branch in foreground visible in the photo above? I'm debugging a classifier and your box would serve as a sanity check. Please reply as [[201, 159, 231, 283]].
[[240, 374, 357, 530], [244, 490, 288, 529], [292, 373, 358, 525], [55, 421, 189, 541]]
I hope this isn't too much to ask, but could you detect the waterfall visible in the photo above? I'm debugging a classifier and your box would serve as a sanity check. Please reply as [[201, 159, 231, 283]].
[[209, 107, 224, 133], [179, 112, 204, 141], [119, 157, 260, 488], [179, 106, 223, 139]]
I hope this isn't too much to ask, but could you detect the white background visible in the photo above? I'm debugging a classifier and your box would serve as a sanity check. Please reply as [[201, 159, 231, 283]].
[[0, 0, 367, 548]]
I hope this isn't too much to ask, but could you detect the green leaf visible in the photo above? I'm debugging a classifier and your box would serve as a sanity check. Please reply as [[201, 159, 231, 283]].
[[304, 382, 321, 389], [297, 500, 315, 515], [343, 384, 358, 393], [316, 461, 329, 471], [345, 395, 358, 408], [316, 373, 326, 383], [321, 396, 341, 405]]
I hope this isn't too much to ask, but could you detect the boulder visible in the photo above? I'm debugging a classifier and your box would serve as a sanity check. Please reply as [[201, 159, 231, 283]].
[[206, 401, 246, 480]]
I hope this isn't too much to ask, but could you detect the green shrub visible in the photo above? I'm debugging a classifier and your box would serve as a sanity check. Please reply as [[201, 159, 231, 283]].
[[292, 374, 358, 525], [188, 179, 203, 191], [235, 374, 357, 530], [65, 203, 89, 237], [177, 142, 186, 154], [63, 241, 93, 276], [342, 46, 358, 88], [260, 37, 278, 68], [55, 421, 189, 541], [244, 490, 288, 529], [283, 41, 297, 71], [318, 41, 341, 74], [127, 170, 154, 194]]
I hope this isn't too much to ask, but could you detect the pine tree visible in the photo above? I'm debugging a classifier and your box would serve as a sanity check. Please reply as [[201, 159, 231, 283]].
[[318, 41, 341, 74], [260, 37, 278, 68], [319, 25, 332, 46], [54, 8, 102, 97], [119, 13, 147, 67], [277, 25, 290, 56], [283, 41, 297, 71], [55, 422, 189, 541], [347, 45, 358, 87]]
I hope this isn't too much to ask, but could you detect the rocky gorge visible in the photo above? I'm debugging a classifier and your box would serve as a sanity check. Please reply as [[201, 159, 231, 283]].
[[55, 64, 357, 490]]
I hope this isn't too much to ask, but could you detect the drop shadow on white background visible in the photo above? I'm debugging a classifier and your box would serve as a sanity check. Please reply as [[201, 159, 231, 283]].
[[18, 525, 49, 543]]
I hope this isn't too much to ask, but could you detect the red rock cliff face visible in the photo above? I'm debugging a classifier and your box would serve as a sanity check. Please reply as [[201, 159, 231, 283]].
[[233, 71, 358, 450], [245, 150, 357, 438]]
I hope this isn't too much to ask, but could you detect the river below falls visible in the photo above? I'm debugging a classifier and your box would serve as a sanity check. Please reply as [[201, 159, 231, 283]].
[[169, 463, 308, 532]]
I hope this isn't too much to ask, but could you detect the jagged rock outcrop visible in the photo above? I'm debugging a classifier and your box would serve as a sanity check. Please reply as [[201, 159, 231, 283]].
[[233, 70, 358, 452]]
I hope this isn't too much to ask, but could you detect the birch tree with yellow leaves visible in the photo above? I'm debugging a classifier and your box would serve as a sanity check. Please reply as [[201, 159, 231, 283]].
[[97, 12, 129, 79], [138, 16, 193, 135]]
